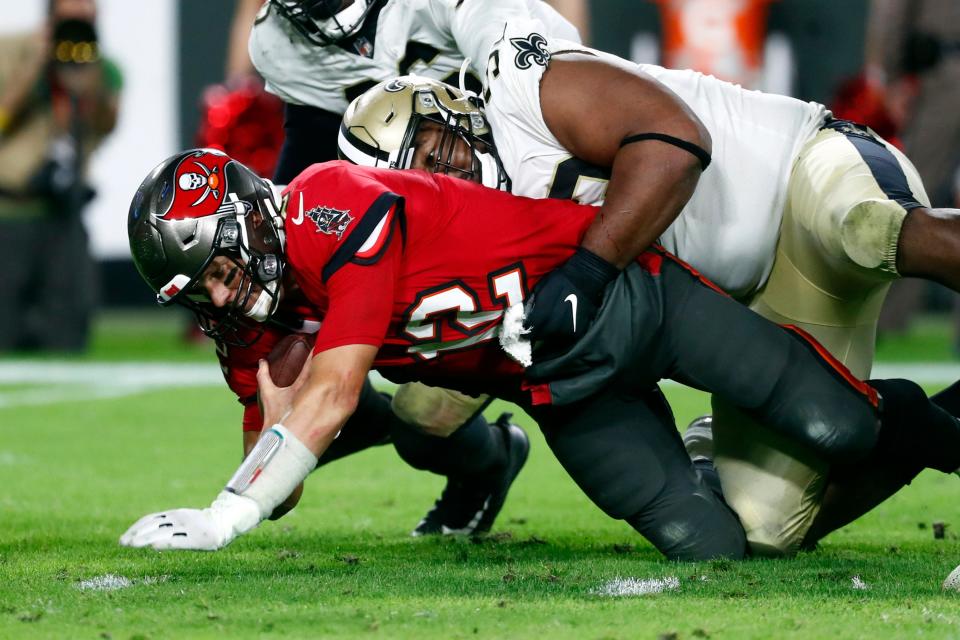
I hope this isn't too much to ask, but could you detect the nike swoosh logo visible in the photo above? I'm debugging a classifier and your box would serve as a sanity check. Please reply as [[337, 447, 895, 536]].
[[564, 293, 578, 333], [291, 193, 304, 225]]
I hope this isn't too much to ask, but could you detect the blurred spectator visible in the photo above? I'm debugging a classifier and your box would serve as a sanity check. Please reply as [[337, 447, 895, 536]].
[[652, 0, 789, 93], [202, 1, 286, 178], [866, 0, 960, 204], [547, 0, 591, 43], [225, 0, 263, 84], [863, 0, 960, 338], [0, 0, 121, 352]]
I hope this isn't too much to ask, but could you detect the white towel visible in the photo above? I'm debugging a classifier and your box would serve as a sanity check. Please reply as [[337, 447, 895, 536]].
[[498, 303, 532, 367]]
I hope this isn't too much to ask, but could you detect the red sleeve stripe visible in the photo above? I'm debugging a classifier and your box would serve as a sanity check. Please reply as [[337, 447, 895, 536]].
[[781, 324, 879, 408], [355, 207, 394, 260], [652, 245, 728, 296], [521, 380, 553, 406]]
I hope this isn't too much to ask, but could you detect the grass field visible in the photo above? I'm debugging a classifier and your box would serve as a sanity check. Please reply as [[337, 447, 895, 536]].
[[1, 312, 960, 639]]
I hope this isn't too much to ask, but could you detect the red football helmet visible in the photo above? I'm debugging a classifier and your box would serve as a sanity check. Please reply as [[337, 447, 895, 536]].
[[127, 149, 286, 345]]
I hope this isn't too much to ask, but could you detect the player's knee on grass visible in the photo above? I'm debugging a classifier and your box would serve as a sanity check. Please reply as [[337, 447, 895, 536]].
[[626, 488, 747, 561], [392, 382, 488, 437], [712, 400, 829, 557], [535, 388, 745, 560]]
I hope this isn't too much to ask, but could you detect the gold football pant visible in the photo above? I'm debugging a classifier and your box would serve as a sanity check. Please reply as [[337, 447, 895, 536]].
[[713, 123, 930, 556], [392, 382, 489, 437]]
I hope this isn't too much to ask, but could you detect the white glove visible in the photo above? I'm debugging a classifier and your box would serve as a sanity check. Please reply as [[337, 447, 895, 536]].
[[944, 563, 960, 591], [119, 491, 261, 551]]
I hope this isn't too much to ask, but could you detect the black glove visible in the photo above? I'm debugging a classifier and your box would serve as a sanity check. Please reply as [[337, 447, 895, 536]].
[[524, 247, 620, 352]]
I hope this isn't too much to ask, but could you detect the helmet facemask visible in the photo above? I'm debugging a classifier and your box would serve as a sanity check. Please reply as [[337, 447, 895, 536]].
[[162, 200, 286, 347], [270, 0, 379, 47], [339, 77, 510, 190]]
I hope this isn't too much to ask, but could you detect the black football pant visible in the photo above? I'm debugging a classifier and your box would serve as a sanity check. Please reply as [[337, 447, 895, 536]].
[[273, 103, 342, 184], [530, 385, 748, 560], [527, 251, 883, 561]]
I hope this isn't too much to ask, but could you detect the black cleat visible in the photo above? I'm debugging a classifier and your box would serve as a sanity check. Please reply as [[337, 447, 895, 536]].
[[683, 415, 714, 463], [411, 413, 530, 537]]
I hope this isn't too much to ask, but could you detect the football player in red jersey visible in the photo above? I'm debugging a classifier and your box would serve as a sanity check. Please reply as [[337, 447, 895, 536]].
[[121, 150, 960, 561], [125, 148, 530, 538]]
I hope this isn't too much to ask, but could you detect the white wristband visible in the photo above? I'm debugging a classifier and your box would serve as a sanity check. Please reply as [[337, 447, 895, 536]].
[[225, 423, 318, 520]]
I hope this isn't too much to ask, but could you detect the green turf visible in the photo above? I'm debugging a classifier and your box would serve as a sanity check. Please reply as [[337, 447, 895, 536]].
[[2, 312, 960, 638], [9, 307, 958, 362]]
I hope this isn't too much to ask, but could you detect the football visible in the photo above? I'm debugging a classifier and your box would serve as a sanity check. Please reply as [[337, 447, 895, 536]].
[[944, 563, 960, 591], [265, 333, 314, 387]]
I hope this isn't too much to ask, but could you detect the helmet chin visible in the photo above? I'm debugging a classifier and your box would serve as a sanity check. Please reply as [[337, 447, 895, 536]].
[[244, 280, 280, 322]]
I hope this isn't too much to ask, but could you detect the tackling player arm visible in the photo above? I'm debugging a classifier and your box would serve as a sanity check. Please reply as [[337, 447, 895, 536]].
[[541, 55, 710, 268], [524, 55, 710, 348]]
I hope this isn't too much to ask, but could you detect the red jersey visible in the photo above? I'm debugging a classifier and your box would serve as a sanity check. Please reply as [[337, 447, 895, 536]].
[[283, 161, 595, 400], [214, 298, 320, 433]]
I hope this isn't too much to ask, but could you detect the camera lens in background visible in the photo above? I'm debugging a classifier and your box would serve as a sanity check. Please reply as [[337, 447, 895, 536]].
[[52, 18, 99, 65]]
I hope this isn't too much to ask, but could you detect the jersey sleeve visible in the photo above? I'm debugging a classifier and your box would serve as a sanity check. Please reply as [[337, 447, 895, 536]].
[[313, 233, 400, 353], [484, 21, 574, 158], [444, 1, 578, 78], [284, 163, 405, 354]]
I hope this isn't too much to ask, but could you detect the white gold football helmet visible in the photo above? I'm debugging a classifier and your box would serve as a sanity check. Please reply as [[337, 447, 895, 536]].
[[338, 75, 509, 190]]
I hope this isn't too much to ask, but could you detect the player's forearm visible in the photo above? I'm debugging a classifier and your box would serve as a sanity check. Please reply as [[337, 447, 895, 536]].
[[210, 347, 373, 543], [279, 356, 366, 456], [581, 145, 703, 268], [244, 429, 305, 520]]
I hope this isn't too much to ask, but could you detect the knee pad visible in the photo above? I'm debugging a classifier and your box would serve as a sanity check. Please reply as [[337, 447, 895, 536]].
[[759, 337, 879, 462], [626, 490, 747, 561], [838, 199, 905, 275], [391, 383, 488, 437]]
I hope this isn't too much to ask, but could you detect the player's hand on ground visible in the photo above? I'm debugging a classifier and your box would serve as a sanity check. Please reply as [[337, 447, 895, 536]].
[[119, 492, 261, 551], [119, 507, 231, 551], [523, 248, 619, 353]]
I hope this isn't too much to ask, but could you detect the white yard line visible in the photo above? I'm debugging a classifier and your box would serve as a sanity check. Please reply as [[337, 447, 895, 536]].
[[0, 360, 956, 409]]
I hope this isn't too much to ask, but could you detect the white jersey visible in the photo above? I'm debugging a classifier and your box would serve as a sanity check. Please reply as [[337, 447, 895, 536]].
[[483, 23, 830, 299], [249, 0, 579, 115]]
